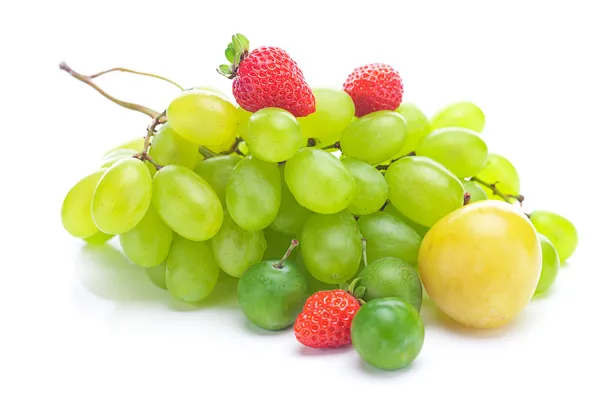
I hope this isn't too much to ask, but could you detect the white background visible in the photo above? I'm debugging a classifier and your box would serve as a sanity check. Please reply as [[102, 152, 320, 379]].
[[2, 1, 599, 399]]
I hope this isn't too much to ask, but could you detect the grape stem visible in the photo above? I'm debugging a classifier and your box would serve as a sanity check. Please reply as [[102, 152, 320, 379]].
[[469, 176, 525, 205], [86, 67, 184, 90], [321, 141, 341, 150], [132, 110, 166, 170], [361, 237, 368, 268], [306, 138, 317, 147], [199, 146, 219, 159], [463, 192, 471, 205], [59, 62, 162, 119], [376, 151, 416, 170], [273, 239, 299, 269]]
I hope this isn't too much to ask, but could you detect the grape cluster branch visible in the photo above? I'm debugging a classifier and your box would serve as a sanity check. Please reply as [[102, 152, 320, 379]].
[[469, 176, 525, 205]]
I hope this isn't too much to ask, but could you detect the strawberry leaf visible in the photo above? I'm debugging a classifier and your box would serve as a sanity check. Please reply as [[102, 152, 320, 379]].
[[225, 44, 235, 63], [236, 33, 250, 52], [217, 64, 232, 77], [232, 35, 244, 55], [354, 286, 366, 299]]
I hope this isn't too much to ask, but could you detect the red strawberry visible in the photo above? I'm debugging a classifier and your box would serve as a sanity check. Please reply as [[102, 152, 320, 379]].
[[294, 288, 363, 349], [218, 34, 316, 117], [343, 63, 404, 117]]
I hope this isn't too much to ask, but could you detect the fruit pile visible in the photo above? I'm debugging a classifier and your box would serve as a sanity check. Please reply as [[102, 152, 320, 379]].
[[60, 33, 578, 371]]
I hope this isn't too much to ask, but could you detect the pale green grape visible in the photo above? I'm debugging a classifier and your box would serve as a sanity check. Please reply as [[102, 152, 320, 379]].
[[104, 137, 144, 154], [211, 213, 267, 277], [119, 207, 173, 267], [83, 231, 114, 245], [342, 158, 388, 215], [167, 89, 238, 146], [416, 127, 488, 178], [300, 211, 362, 284], [536, 234, 559, 294], [194, 154, 241, 206], [61, 169, 106, 238], [166, 235, 220, 302], [530, 210, 578, 262], [152, 165, 223, 241], [298, 88, 355, 139], [148, 123, 198, 170], [146, 263, 167, 290], [285, 148, 355, 214], [431, 101, 485, 133], [234, 106, 252, 139], [386, 156, 464, 227], [101, 148, 137, 168], [358, 212, 422, 266], [393, 103, 431, 155], [226, 156, 281, 231], [91, 158, 153, 234], [475, 153, 520, 200], [270, 164, 313, 235], [245, 108, 304, 162], [341, 111, 407, 165], [205, 130, 237, 153], [382, 204, 429, 238], [463, 181, 488, 203]]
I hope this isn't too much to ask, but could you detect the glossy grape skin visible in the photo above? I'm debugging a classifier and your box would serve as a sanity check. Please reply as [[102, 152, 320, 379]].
[[61, 169, 106, 238], [474, 153, 520, 200], [463, 181, 488, 203], [431, 101, 485, 133], [386, 156, 464, 227], [535, 234, 560, 294], [119, 207, 173, 267], [245, 108, 304, 162], [285, 148, 355, 214], [146, 263, 167, 290], [226, 156, 281, 231], [211, 213, 267, 277], [416, 127, 488, 178], [300, 211, 362, 284], [351, 298, 424, 370], [530, 210, 578, 262], [270, 164, 313, 235], [358, 257, 422, 311], [233, 106, 252, 139], [298, 88, 355, 139], [152, 165, 223, 241], [238, 259, 309, 330], [342, 158, 388, 216], [393, 103, 431, 155], [340, 111, 407, 165], [105, 137, 144, 154], [83, 231, 114, 245], [91, 158, 153, 235], [148, 123, 198, 170], [357, 212, 422, 266], [194, 155, 241, 206], [382, 204, 429, 238], [167, 89, 238, 146], [101, 148, 137, 168], [166, 235, 220, 302]]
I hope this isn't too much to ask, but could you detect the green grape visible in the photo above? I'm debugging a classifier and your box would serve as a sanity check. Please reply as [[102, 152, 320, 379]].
[[357, 212, 422, 266], [101, 148, 137, 168], [194, 154, 241, 205], [298, 88, 355, 139], [61, 169, 106, 238], [314, 130, 342, 149], [237, 141, 249, 156], [211, 212, 267, 277], [146, 263, 167, 290], [91, 158, 153, 234], [342, 158, 388, 216], [393, 103, 431, 155], [119, 207, 173, 267], [340, 111, 407, 165], [358, 257, 422, 311], [167, 89, 238, 146], [285, 148, 355, 214], [105, 137, 144, 154], [234, 107, 252, 139], [226, 156, 281, 231], [386, 156, 464, 227], [152, 164, 223, 241], [263, 228, 298, 261], [295, 251, 338, 294], [431, 101, 485, 133], [351, 298, 424, 370], [300, 211, 362, 284], [245, 107, 304, 162], [270, 164, 313, 235], [205, 131, 237, 153], [382, 204, 429, 238], [530, 210, 578, 262], [475, 153, 520, 200], [148, 123, 198, 170], [415, 127, 488, 178], [463, 181, 488, 203], [166, 235, 220, 302], [536, 234, 559, 294], [83, 231, 114, 245]]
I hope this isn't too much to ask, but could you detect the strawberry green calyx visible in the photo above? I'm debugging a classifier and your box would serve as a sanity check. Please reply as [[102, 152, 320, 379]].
[[217, 33, 250, 79], [342, 277, 366, 304]]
